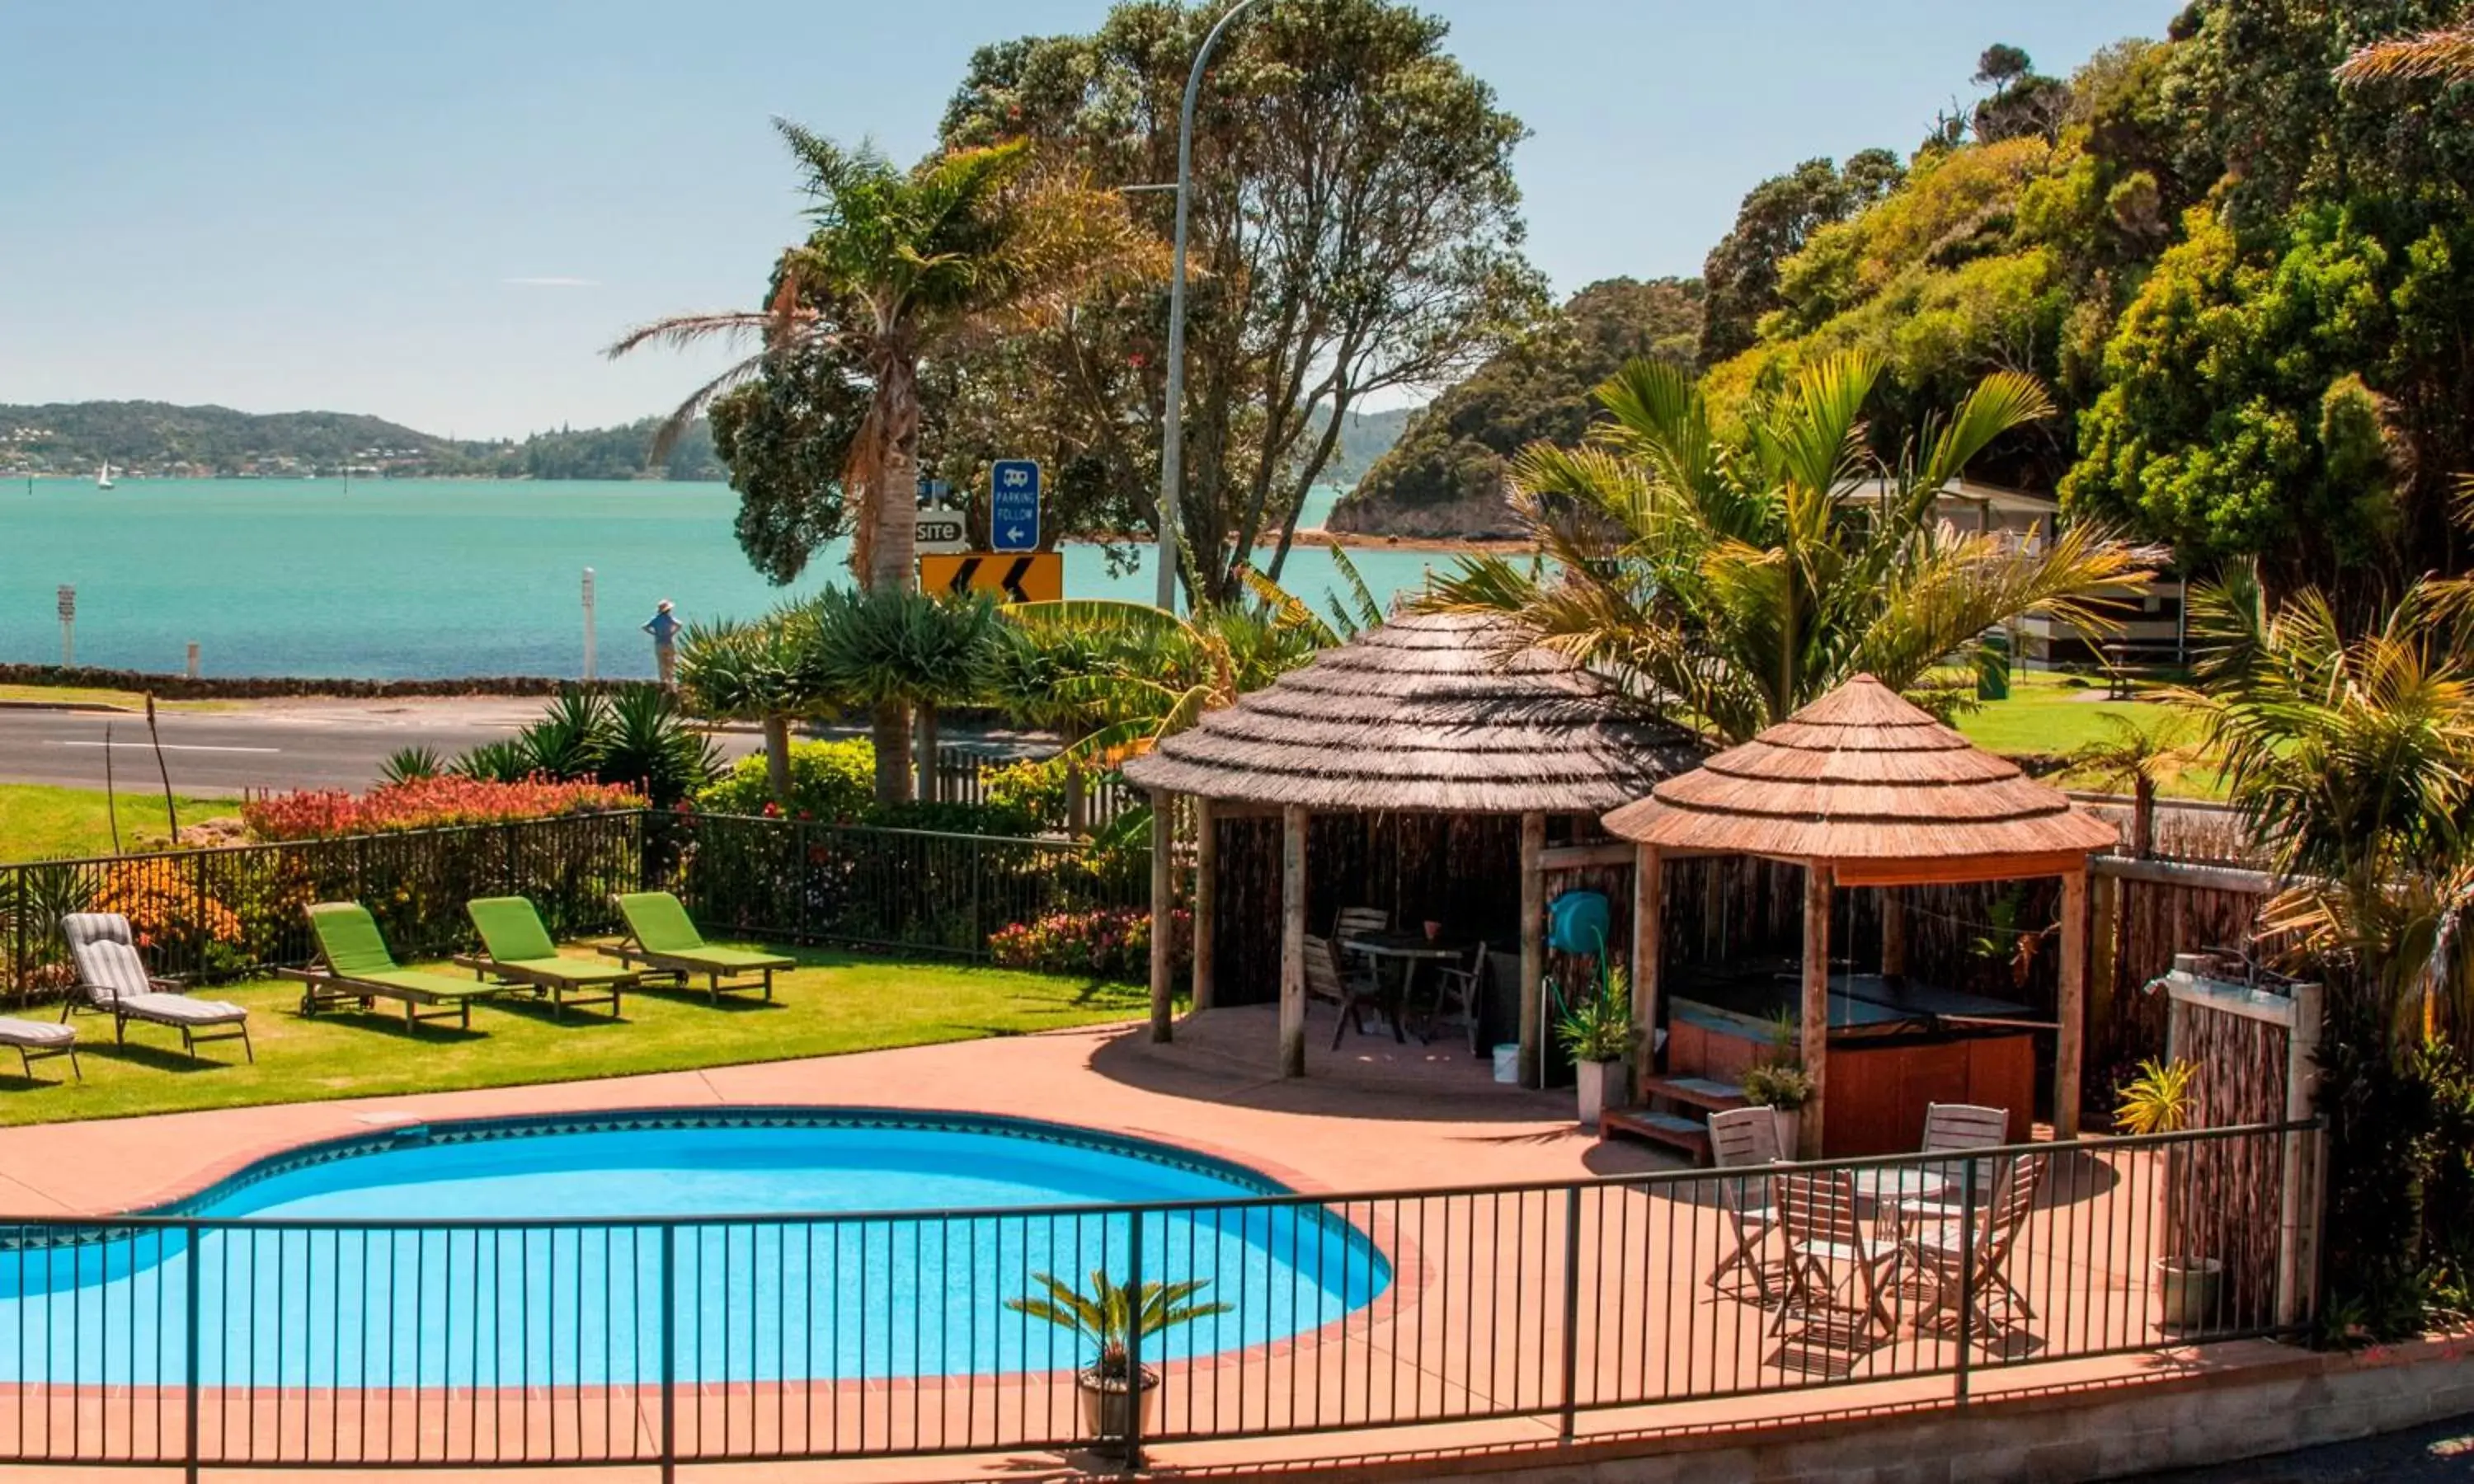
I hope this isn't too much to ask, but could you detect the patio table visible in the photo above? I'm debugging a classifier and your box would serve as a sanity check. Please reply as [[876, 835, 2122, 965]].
[[1340, 930, 1476, 1045]]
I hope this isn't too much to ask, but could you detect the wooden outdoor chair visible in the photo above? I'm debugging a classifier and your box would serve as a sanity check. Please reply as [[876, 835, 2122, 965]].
[[1706, 1106, 1783, 1304], [1304, 933, 1402, 1049], [1424, 938, 1489, 1053], [1921, 1102, 2011, 1154], [1900, 1153, 2048, 1341], [1771, 1168, 1903, 1341], [1332, 906, 1390, 971]]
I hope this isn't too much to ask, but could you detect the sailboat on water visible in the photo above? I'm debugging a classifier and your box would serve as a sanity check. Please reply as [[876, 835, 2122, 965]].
[[95, 462, 115, 491]]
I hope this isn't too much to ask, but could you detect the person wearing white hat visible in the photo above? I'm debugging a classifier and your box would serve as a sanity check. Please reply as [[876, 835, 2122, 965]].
[[642, 599, 682, 685]]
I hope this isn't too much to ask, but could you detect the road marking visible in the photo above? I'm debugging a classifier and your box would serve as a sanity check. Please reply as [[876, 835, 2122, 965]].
[[50, 741, 281, 754]]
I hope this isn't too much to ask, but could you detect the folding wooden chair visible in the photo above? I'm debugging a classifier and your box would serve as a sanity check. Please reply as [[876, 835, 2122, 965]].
[[1424, 938, 1489, 1052], [1771, 1168, 1903, 1340], [1903, 1153, 2048, 1340], [1706, 1106, 1783, 1303], [1304, 933, 1402, 1049]]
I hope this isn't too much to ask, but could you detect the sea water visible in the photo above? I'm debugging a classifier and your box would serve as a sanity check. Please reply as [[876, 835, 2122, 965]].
[[0, 478, 1469, 680]]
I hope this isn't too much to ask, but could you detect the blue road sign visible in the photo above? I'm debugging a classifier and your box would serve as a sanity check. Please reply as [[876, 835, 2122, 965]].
[[990, 459, 1042, 552]]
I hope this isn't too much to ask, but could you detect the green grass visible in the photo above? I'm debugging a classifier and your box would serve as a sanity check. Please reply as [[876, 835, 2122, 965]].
[[0, 944, 1150, 1126], [0, 684, 232, 711], [1945, 671, 2225, 798], [0, 783, 242, 863]]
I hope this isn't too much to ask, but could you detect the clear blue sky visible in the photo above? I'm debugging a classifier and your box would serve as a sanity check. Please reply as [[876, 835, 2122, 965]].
[[0, 0, 2180, 440]]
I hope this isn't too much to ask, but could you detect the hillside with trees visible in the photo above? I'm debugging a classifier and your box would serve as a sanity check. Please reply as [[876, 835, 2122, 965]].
[[0, 402, 722, 481], [1329, 277, 1703, 537], [1696, 7, 2474, 604]]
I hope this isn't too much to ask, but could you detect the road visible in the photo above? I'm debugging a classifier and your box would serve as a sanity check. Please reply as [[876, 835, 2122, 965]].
[[2134, 1416, 2474, 1482], [0, 699, 760, 795]]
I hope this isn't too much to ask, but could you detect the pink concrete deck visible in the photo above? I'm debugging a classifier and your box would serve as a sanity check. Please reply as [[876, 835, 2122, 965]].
[[0, 1002, 2300, 1480]]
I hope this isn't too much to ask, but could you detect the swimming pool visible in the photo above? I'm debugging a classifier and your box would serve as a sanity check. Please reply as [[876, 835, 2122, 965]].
[[0, 1110, 1390, 1389]]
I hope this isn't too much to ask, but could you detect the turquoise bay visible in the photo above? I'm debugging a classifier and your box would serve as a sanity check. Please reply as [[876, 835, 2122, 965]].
[[0, 479, 1452, 680]]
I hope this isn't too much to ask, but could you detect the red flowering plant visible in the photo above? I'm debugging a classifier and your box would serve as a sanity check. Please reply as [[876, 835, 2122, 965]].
[[988, 907, 1192, 981], [243, 777, 646, 842]]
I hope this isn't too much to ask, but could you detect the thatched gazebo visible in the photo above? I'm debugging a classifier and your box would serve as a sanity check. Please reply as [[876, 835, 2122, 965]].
[[1122, 611, 1701, 1082], [1604, 675, 2118, 1155]]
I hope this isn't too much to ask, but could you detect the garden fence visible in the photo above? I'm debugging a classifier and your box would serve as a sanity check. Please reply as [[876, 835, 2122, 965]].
[[0, 811, 1151, 1005], [0, 1120, 2320, 1474]]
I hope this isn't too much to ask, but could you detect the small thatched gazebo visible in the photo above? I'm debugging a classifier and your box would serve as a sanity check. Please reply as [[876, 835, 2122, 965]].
[[1123, 611, 1701, 1082], [1604, 675, 2118, 1154]]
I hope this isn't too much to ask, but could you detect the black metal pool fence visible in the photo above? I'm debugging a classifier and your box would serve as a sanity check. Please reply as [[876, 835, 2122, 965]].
[[0, 810, 1150, 1001], [0, 1121, 2320, 1473]]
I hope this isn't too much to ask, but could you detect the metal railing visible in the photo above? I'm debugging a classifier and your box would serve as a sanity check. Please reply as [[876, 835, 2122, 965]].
[[656, 814, 1149, 959], [0, 1121, 2318, 1472]]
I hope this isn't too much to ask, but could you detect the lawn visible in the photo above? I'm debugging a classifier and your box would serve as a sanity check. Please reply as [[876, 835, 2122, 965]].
[[0, 944, 1151, 1125], [0, 684, 231, 711], [0, 783, 243, 862], [1947, 671, 2223, 798]]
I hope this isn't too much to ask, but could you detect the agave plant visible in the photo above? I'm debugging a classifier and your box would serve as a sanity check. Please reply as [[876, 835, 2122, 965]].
[[596, 683, 722, 808], [2114, 1057, 2198, 1136], [378, 745, 444, 787], [453, 739, 536, 784], [516, 691, 611, 781], [1004, 1269, 1230, 1382]]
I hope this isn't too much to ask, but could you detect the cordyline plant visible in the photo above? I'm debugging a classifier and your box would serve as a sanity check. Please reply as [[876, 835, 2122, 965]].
[[243, 777, 646, 842], [1004, 1269, 1230, 1383]]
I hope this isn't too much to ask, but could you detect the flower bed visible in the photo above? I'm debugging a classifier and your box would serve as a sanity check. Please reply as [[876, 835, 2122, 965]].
[[243, 777, 646, 842], [988, 906, 1191, 981]]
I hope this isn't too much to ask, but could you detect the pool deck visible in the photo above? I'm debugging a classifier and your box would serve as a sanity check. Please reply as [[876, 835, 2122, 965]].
[[0, 1003, 2308, 1480]]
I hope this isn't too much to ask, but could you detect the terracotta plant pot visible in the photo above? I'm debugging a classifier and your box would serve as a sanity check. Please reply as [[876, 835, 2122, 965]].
[[1078, 1364, 1159, 1458], [1423, 920, 1442, 940], [1576, 1058, 1631, 1131]]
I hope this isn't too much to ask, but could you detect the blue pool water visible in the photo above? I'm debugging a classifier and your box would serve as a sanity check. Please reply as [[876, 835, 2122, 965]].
[[0, 1111, 1389, 1388]]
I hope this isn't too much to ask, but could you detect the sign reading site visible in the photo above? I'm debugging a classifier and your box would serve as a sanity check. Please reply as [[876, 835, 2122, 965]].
[[921, 552, 1063, 605], [989, 459, 1041, 553], [912, 508, 968, 555]]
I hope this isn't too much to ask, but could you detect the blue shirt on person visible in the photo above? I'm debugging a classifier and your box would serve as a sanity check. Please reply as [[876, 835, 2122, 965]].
[[643, 608, 682, 646]]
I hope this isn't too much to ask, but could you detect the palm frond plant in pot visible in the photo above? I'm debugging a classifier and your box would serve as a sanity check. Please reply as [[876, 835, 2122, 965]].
[[1005, 1269, 1231, 1457], [1554, 962, 1639, 1132], [2114, 1055, 2221, 1331]]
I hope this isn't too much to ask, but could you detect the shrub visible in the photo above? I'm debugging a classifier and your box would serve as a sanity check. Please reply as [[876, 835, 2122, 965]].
[[695, 740, 877, 821], [988, 907, 1191, 981], [92, 859, 245, 967], [243, 777, 645, 841], [984, 757, 1069, 828]]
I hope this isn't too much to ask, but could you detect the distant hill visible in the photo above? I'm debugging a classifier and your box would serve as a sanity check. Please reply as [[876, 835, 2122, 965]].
[[1329, 278, 1704, 538], [1310, 406, 1418, 488], [0, 402, 722, 481]]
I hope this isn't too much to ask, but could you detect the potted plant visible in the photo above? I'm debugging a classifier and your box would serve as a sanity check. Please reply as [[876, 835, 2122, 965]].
[[1739, 1061, 1813, 1158], [1554, 963, 1638, 1131], [2115, 1056, 2221, 1330], [1004, 1268, 1230, 1458]]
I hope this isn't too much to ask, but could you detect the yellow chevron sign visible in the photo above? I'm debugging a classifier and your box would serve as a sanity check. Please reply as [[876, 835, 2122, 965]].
[[920, 552, 1063, 604]]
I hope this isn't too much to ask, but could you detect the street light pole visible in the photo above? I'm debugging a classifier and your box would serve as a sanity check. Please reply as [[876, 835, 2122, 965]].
[[1155, 0, 1271, 613]]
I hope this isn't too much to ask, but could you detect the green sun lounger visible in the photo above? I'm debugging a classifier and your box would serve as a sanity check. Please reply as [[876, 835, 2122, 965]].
[[453, 896, 637, 1020], [598, 892, 796, 1005], [278, 902, 506, 1029]]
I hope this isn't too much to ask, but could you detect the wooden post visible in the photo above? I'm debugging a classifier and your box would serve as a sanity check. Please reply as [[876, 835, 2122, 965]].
[[1148, 790, 1174, 1044], [1192, 796, 1216, 1012], [1280, 804, 1309, 1078], [1631, 844, 1662, 1101], [1879, 887, 1906, 979], [1518, 812, 1547, 1090], [2279, 978, 2326, 1329], [2056, 867, 2089, 1138], [1800, 862, 1832, 1159]]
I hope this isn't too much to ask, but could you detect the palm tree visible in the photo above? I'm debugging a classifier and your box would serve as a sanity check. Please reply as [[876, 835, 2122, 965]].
[[2336, 25, 2474, 84], [2175, 561, 2474, 1040], [675, 611, 825, 805], [1427, 352, 2147, 742], [802, 587, 999, 804], [2068, 712, 2194, 861], [611, 121, 1157, 796]]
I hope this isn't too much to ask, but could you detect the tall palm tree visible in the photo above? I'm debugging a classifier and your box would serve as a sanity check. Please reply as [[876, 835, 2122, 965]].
[[612, 121, 1157, 800], [1427, 352, 2147, 742], [2336, 25, 2474, 84]]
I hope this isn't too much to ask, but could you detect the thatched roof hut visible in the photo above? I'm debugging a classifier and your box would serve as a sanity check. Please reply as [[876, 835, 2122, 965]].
[[1602, 675, 2114, 1153], [1122, 611, 1702, 1083], [1604, 675, 2116, 885], [1124, 612, 1700, 814]]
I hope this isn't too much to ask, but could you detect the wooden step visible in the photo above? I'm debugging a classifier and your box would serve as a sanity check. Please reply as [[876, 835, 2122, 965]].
[[1599, 1108, 1713, 1162], [1642, 1074, 1750, 1112]]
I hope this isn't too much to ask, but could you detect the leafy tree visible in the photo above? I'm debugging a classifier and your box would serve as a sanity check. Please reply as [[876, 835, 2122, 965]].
[[801, 588, 999, 802], [1970, 45, 2072, 145], [1333, 278, 1704, 536], [939, 0, 1545, 604], [703, 350, 872, 585], [675, 610, 822, 803], [1426, 354, 2145, 743], [1696, 152, 1906, 368], [614, 122, 1155, 787]]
